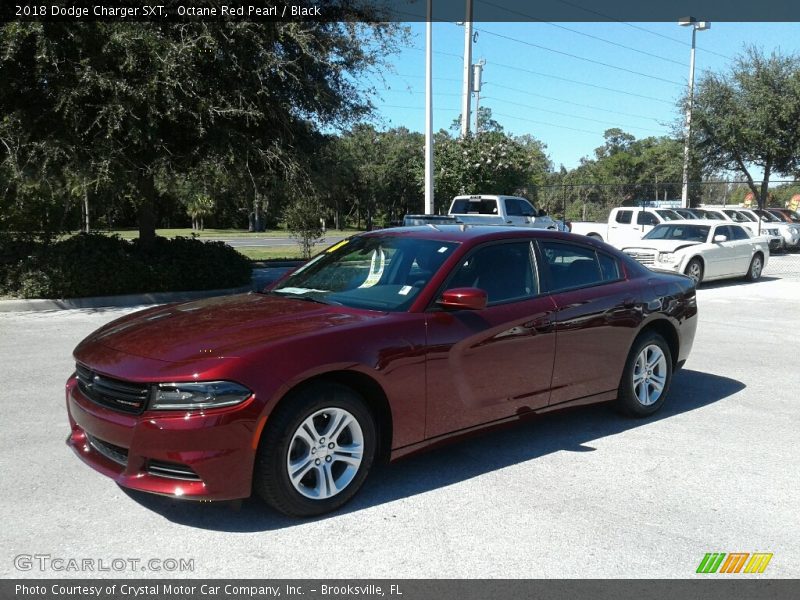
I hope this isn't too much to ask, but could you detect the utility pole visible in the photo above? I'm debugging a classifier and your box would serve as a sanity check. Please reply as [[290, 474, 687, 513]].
[[472, 60, 484, 134], [460, 0, 473, 138], [424, 0, 434, 214]]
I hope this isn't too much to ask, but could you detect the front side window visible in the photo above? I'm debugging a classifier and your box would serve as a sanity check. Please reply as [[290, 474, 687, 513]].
[[637, 211, 659, 226], [729, 225, 750, 240], [446, 242, 537, 305], [505, 199, 523, 216], [271, 236, 458, 311], [539, 241, 620, 291]]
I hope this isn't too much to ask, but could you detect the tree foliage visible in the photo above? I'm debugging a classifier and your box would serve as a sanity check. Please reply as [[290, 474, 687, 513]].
[[690, 46, 800, 208]]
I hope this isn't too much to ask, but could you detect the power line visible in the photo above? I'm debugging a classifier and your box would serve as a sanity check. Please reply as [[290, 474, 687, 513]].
[[476, 28, 684, 86], [476, 0, 686, 67], [489, 111, 605, 135], [549, 0, 735, 61], [481, 96, 667, 134], [487, 61, 676, 105], [484, 81, 664, 122]]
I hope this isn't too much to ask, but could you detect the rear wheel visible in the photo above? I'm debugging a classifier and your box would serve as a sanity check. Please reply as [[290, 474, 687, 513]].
[[744, 253, 763, 281], [254, 382, 377, 517], [616, 332, 673, 417], [684, 258, 703, 284]]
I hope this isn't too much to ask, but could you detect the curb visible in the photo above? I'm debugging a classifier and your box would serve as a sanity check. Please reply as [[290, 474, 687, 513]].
[[0, 285, 252, 313]]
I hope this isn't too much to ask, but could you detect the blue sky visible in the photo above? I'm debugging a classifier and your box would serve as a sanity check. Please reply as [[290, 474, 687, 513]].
[[362, 21, 800, 173]]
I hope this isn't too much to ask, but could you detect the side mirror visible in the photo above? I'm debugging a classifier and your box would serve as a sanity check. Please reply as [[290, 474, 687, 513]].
[[713, 234, 727, 243], [538, 208, 547, 217], [437, 287, 487, 311]]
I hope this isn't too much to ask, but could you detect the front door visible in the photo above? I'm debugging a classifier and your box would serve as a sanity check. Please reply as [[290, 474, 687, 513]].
[[425, 241, 558, 438]]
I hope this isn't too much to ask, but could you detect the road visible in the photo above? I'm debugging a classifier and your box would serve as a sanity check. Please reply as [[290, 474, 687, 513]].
[[1, 276, 798, 578], [214, 233, 350, 248]]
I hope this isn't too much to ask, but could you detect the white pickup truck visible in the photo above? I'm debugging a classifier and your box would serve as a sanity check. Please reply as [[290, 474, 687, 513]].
[[447, 195, 558, 229], [570, 207, 684, 246], [404, 195, 560, 229]]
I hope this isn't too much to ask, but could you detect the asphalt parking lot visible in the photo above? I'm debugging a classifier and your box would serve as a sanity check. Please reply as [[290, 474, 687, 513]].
[[1, 265, 798, 579]]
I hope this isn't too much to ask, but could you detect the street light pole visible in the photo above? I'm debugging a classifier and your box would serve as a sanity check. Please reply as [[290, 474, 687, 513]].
[[679, 17, 709, 208], [424, 0, 434, 214]]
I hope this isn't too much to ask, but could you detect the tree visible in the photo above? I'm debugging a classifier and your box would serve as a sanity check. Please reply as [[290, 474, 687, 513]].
[[284, 196, 324, 259], [0, 11, 402, 246], [690, 47, 800, 209]]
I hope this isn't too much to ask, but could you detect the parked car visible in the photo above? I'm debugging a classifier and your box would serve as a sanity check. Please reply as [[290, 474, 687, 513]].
[[701, 208, 783, 251], [743, 208, 800, 251], [569, 206, 684, 246], [447, 194, 558, 229], [66, 227, 697, 517], [767, 208, 800, 225], [620, 220, 769, 284], [673, 208, 700, 219]]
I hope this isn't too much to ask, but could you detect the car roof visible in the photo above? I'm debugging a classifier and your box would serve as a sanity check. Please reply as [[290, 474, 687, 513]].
[[359, 225, 578, 244]]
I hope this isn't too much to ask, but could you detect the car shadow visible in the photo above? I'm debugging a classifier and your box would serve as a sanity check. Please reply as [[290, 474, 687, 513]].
[[698, 275, 780, 289], [121, 368, 743, 532]]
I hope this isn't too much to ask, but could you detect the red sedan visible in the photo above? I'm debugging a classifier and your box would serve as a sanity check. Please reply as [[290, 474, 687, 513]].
[[66, 226, 697, 516]]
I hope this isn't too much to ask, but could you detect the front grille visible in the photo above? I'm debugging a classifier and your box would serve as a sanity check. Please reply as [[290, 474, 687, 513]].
[[75, 363, 150, 414], [146, 460, 202, 482], [86, 433, 128, 467], [624, 250, 656, 266]]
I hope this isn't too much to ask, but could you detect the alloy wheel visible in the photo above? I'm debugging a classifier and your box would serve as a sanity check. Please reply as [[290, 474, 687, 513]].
[[632, 344, 668, 406], [286, 407, 364, 500]]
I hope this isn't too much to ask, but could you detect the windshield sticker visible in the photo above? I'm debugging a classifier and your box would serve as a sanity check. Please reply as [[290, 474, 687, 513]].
[[398, 285, 412, 296], [358, 248, 386, 288], [438, 246, 449, 253]]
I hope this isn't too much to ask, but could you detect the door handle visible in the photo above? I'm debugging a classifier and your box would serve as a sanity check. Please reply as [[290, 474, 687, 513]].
[[525, 316, 553, 332]]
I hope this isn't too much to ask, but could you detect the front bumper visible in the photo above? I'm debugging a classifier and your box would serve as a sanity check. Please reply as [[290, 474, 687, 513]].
[[65, 377, 262, 501]]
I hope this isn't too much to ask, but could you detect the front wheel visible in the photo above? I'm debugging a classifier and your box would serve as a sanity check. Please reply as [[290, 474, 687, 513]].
[[684, 258, 704, 284], [254, 382, 377, 517], [744, 253, 763, 281], [616, 332, 673, 417]]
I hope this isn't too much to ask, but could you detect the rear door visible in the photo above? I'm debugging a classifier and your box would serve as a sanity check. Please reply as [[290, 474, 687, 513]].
[[536, 240, 639, 405]]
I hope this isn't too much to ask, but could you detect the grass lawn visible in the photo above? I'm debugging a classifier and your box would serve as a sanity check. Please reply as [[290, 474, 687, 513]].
[[235, 246, 306, 261], [86, 227, 363, 240]]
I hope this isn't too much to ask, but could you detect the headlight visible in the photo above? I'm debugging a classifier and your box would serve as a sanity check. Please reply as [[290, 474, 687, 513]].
[[767, 228, 779, 236], [658, 252, 678, 264], [151, 381, 252, 410]]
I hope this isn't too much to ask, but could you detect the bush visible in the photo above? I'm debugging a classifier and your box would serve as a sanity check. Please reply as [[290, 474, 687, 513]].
[[4, 234, 252, 299]]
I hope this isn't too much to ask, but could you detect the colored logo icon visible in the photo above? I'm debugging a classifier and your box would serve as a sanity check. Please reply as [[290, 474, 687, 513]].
[[697, 553, 773, 574]]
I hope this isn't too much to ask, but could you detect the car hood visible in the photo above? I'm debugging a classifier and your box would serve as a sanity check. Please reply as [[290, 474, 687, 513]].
[[621, 239, 702, 253], [76, 293, 382, 363]]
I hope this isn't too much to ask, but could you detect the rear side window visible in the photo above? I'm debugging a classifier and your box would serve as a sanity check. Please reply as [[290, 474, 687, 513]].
[[615, 210, 632, 224], [538, 241, 621, 291], [729, 225, 750, 240]]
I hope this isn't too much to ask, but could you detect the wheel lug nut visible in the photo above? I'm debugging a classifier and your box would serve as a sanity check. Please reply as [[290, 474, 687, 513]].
[[325, 456, 332, 462], [320, 437, 325, 444], [328, 442, 334, 449], [315, 458, 321, 465], [311, 448, 316, 454]]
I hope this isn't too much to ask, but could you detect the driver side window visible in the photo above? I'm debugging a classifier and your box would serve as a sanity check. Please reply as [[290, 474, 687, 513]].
[[447, 242, 537, 305]]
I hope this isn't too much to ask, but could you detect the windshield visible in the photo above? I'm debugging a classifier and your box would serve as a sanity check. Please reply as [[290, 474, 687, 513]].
[[724, 209, 753, 222], [656, 209, 683, 221], [644, 224, 710, 242], [701, 210, 724, 220], [775, 210, 800, 223], [270, 236, 458, 311], [752, 209, 780, 222]]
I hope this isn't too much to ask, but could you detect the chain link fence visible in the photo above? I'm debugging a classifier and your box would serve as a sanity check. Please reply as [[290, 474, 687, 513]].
[[530, 180, 800, 279]]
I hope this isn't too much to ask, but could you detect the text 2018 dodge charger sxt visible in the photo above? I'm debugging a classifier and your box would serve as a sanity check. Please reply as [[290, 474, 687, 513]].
[[66, 226, 697, 516]]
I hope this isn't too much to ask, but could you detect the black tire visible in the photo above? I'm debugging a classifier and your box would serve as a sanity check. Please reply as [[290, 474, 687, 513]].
[[253, 382, 377, 517], [684, 258, 704, 284], [616, 331, 673, 417], [744, 253, 764, 282]]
